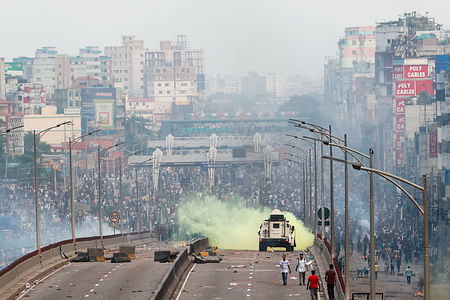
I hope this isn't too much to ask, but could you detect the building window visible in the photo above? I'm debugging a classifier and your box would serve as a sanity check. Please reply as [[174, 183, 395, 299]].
[[167, 90, 171, 94], [165, 83, 169, 87], [159, 91, 163, 94], [352, 50, 357, 55]]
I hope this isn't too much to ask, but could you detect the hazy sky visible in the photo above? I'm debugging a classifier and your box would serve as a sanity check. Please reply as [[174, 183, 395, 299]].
[[1, 0, 449, 76]]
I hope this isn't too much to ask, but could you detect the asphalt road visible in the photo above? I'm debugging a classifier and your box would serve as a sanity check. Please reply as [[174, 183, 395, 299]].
[[19, 241, 179, 300], [175, 250, 318, 300]]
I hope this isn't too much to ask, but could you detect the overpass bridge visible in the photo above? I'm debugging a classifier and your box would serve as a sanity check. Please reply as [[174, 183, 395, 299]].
[[0, 234, 343, 300]]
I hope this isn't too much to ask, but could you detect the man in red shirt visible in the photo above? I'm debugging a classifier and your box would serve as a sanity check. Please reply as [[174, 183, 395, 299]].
[[325, 264, 336, 300], [307, 270, 320, 300]]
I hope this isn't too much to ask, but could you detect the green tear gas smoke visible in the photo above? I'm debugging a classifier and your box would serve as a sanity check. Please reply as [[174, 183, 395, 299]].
[[177, 195, 314, 250]]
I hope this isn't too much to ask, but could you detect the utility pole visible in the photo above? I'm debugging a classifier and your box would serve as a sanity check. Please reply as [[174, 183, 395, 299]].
[[344, 134, 350, 299], [119, 156, 124, 235], [314, 141, 318, 236], [98, 147, 102, 241], [369, 149, 375, 300], [33, 131, 41, 262], [329, 125, 335, 258], [321, 141, 325, 240]]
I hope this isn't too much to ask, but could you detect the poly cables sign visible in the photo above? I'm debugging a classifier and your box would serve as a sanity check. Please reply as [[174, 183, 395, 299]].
[[393, 65, 429, 80], [395, 80, 433, 97]]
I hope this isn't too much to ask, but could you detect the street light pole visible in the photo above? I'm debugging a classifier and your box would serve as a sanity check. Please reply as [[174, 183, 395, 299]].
[[314, 141, 318, 236], [119, 156, 123, 235], [423, 175, 430, 300], [321, 141, 325, 240], [33, 130, 40, 261], [69, 138, 74, 245], [309, 149, 312, 231], [98, 147, 102, 241], [344, 134, 350, 300], [369, 149, 375, 300], [329, 125, 335, 258]]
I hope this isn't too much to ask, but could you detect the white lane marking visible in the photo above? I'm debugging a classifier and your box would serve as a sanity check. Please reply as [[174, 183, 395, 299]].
[[95, 284, 99, 287], [247, 295, 250, 297], [250, 272, 253, 275], [175, 263, 196, 300], [104, 274, 108, 277], [17, 263, 69, 299], [84, 295, 89, 298], [230, 283, 237, 286], [248, 276, 252, 279], [247, 289, 251, 291], [90, 289, 94, 292], [248, 283, 252, 286], [99, 279, 103, 282]]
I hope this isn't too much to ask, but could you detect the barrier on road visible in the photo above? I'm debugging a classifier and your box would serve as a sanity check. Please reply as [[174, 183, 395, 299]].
[[316, 234, 345, 300], [152, 238, 210, 300], [0, 231, 155, 299]]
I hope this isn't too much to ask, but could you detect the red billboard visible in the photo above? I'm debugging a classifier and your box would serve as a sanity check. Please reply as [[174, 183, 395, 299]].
[[395, 81, 416, 97], [415, 80, 433, 96], [394, 133, 404, 150], [394, 115, 405, 131], [393, 65, 404, 80], [395, 80, 433, 97], [393, 98, 406, 114], [404, 65, 429, 79]]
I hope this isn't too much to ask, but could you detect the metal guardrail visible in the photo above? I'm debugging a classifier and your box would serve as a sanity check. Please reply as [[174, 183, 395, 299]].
[[352, 292, 384, 300]]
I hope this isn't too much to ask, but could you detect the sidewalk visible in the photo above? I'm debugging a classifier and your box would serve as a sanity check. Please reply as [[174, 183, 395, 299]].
[[347, 251, 422, 299]]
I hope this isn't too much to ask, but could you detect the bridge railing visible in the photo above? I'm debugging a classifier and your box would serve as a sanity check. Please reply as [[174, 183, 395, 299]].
[[0, 231, 155, 298]]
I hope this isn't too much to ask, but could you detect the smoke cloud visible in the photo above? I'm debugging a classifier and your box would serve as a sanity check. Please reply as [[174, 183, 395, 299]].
[[177, 195, 314, 250]]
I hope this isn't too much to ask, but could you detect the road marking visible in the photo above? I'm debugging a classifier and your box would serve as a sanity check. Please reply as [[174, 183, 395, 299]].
[[17, 263, 69, 299], [90, 289, 94, 292], [175, 263, 196, 300], [99, 279, 103, 282], [84, 295, 89, 298], [95, 284, 99, 287], [249, 276, 252, 279]]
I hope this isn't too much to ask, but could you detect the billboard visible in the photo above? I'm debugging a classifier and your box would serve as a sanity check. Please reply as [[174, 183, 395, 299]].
[[393, 98, 405, 114], [394, 133, 404, 150], [395, 150, 404, 166], [395, 80, 433, 97], [394, 115, 405, 131], [95, 100, 115, 129], [81, 88, 116, 133], [403, 65, 429, 79]]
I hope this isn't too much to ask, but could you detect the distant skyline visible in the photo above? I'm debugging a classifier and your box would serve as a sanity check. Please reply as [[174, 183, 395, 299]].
[[1, 0, 449, 76]]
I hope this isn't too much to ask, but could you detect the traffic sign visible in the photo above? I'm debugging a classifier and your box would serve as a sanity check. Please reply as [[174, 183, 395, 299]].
[[318, 221, 330, 226], [109, 211, 120, 223], [317, 207, 330, 220]]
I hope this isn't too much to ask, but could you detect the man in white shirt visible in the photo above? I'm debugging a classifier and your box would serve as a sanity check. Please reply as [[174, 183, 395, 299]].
[[280, 254, 291, 285], [295, 253, 308, 285]]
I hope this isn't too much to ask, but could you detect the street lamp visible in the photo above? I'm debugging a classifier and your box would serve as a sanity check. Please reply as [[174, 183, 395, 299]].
[[288, 134, 318, 234], [68, 129, 100, 247], [97, 141, 124, 242], [34, 121, 72, 261], [323, 154, 430, 300]]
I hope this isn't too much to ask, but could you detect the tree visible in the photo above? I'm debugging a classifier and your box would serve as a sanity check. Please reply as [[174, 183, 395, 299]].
[[277, 93, 330, 125]]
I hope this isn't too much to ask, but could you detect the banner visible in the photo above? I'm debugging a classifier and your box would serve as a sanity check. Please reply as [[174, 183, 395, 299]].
[[415, 80, 433, 96], [393, 65, 404, 80]]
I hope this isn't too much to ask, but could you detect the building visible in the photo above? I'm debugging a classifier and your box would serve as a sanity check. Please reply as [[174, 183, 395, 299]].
[[127, 98, 154, 120], [0, 58, 6, 100], [104, 36, 146, 97], [265, 73, 287, 98], [70, 46, 112, 83], [206, 75, 240, 95], [24, 105, 81, 146], [145, 35, 204, 109]]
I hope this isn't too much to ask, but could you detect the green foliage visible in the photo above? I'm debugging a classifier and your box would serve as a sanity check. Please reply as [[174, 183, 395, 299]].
[[417, 91, 434, 105], [277, 93, 329, 125], [125, 116, 154, 153]]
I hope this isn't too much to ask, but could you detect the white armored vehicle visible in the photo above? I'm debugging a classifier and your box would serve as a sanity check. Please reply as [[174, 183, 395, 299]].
[[258, 209, 296, 251]]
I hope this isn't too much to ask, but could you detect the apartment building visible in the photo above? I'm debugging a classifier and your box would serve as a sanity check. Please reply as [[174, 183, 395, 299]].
[[104, 35, 146, 97]]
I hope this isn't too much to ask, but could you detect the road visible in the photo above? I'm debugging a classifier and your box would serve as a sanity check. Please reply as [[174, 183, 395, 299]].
[[18, 241, 180, 300], [175, 250, 322, 300]]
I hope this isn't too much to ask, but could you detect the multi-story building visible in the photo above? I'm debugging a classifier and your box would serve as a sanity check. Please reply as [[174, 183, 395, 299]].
[[145, 35, 204, 107], [0, 58, 5, 100], [265, 73, 287, 98], [104, 35, 146, 97], [126, 98, 154, 120], [206, 75, 240, 95], [22, 47, 71, 96], [71, 46, 112, 83]]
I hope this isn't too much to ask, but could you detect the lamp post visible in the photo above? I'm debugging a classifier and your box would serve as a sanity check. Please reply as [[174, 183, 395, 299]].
[[286, 144, 312, 227], [97, 141, 124, 242], [323, 154, 429, 300], [34, 121, 72, 261], [68, 129, 100, 247]]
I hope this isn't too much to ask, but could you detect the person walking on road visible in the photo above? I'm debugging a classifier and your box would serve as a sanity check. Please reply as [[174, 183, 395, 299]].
[[374, 262, 379, 280], [280, 254, 291, 286], [325, 264, 336, 300], [405, 266, 412, 285], [307, 270, 320, 300], [295, 253, 308, 285]]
